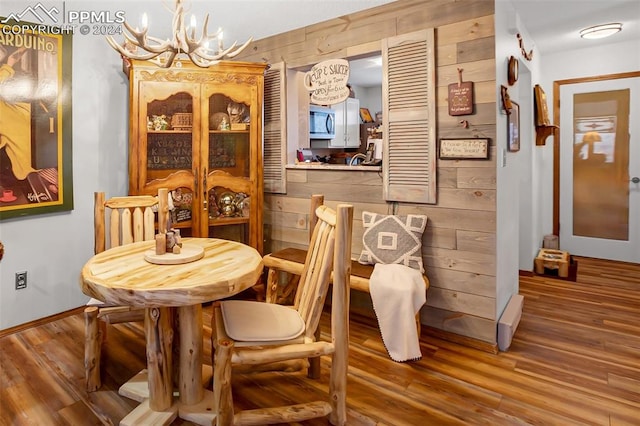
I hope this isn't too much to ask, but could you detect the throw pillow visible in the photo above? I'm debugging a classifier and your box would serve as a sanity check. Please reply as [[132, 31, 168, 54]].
[[358, 211, 427, 272]]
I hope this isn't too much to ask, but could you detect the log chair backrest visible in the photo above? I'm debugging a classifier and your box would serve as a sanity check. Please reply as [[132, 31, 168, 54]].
[[294, 203, 353, 341], [94, 189, 169, 254]]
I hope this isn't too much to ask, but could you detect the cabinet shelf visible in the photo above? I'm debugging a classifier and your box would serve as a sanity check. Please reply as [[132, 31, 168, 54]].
[[209, 216, 250, 226], [148, 130, 192, 134], [209, 130, 250, 135]]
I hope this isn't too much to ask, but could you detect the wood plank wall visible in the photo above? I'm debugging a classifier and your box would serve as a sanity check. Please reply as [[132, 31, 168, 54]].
[[236, 0, 497, 344]]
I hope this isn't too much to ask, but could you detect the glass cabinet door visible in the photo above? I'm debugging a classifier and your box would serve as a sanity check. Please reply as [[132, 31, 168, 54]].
[[202, 85, 254, 242], [139, 82, 200, 236]]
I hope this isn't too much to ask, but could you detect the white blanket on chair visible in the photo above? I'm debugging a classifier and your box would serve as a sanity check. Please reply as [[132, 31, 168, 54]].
[[369, 263, 426, 362]]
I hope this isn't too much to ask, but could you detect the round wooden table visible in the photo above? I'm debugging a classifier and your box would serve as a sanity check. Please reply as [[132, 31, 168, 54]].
[[81, 237, 263, 425]]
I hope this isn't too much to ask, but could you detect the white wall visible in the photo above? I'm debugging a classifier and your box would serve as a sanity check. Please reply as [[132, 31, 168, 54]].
[[494, 1, 543, 319], [0, 0, 395, 330], [0, 1, 131, 329], [538, 39, 640, 238], [353, 85, 383, 121]]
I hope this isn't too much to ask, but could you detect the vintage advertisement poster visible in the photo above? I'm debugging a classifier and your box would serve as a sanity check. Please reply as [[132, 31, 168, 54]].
[[0, 18, 72, 219]]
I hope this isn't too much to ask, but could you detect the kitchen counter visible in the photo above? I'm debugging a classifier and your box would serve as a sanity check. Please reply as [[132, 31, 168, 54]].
[[286, 163, 381, 171]]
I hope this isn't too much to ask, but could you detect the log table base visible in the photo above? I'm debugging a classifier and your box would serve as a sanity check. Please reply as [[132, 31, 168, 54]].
[[80, 238, 264, 426], [119, 305, 214, 425]]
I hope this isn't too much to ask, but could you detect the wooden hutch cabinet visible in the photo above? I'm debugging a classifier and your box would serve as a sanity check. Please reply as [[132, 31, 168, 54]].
[[126, 59, 267, 254]]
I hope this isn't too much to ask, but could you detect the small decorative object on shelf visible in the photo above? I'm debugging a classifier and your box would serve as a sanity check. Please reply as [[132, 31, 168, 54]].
[[170, 113, 192, 130], [227, 101, 248, 124], [210, 112, 231, 130], [218, 192, 236, 216], [534, 84, 559, 146], [151, 114, 169, 130]]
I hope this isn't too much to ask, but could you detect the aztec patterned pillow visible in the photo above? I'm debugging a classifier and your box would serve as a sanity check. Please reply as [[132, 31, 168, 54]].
[[358, 211, 427, 273]]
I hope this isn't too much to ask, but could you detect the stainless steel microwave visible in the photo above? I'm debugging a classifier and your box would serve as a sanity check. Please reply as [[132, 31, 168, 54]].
[[309, 105, 335, 140]]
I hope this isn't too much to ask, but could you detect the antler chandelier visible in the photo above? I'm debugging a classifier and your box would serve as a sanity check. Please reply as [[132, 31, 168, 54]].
[[106, 0, 252, 68]]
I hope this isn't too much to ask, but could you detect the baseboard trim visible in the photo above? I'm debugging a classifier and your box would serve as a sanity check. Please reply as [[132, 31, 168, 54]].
[[0, 306, 85, 338]]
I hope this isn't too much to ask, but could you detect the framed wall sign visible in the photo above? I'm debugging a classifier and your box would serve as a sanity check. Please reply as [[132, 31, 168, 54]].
[[508, 101, 520, 152], [0, 19, 73, 220], [439, 138, 490, 160]]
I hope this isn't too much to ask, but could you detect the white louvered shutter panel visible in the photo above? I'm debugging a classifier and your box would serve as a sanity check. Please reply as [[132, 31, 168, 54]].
[[382, 29, 437, 204], [264, 62, 287, 194]]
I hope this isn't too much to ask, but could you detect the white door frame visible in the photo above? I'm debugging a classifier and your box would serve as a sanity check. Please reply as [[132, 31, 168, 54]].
[[553, 72, 640, 262]]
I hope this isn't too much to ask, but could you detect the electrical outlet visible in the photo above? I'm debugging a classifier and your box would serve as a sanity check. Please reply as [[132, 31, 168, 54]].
[[15, 271, 27, 290]]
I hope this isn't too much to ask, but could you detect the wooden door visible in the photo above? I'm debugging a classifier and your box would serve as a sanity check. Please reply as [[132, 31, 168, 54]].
[[136, 81, 202, 237], [201, 77, 263, 252]]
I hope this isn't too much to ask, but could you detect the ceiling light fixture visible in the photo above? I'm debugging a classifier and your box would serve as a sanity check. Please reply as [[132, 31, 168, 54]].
[[579, 23, 622, 40], [106, 0, 252, 68]]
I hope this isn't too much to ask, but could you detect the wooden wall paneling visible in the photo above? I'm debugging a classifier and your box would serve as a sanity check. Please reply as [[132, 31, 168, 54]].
[[268, 225, 309, 248], [345, 40, 383, 59], [285, 181, 384, 204], [433, 14, 495, 46], [437, 167, 458, 188], [424, 226, 457, 250], [427, 288, 496, 320], [422, 307, 497, 343], [307, 170, 383, 186], [311, 20, 398, 55], [264, 195, 313, 215], [397, 2, 494, 34], [400, 206, 496, 233], [456, 36, 496, 63], [435, 188, 496, 211], [264, 210, 308, 231], [456, 230, 496, 253], [436, 127, 497, 145], [286, 169, 307, 183], [425, 268, 495, 297], [437, 43, 458, 66], [245, 0, 498, 345], [456, 168, 496, 189], [424, 247, 496, 276], [438, 102, 497, 127], [437, 59, 496, 86]]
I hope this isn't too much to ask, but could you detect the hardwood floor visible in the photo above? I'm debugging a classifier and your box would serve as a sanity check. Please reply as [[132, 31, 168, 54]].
[[1, 256, 639, 425]]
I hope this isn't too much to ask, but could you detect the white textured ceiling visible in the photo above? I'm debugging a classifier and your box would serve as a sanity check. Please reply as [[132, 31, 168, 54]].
[[510, 0, 640, 55]]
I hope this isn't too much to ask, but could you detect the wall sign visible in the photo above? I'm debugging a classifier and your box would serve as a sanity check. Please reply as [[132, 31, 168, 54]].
[[439, 138, 490, 160], [304, 59, 350, 105], [448, 68, 474, 116], [0, 19, 73, 220]]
